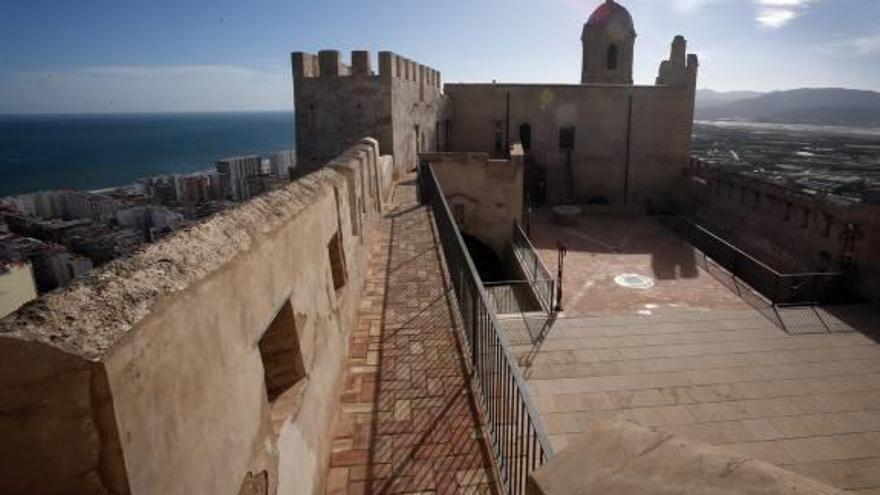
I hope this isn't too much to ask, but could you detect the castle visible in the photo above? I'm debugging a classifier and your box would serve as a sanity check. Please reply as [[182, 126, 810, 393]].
[[2, 2, 879, 495], [293, 0, 698, 207]]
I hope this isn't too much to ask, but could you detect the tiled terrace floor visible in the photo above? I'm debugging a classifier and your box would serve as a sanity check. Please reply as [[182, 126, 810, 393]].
[[515, 213, 880, 493], [324, 180, 497, 495]]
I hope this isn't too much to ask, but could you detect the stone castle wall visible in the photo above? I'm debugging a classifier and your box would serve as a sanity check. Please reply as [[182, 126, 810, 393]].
[[678, 159, 880, 301], [293, 50, 448, 177], [0, 139, 393, 495], [443, 83, 694, 208]]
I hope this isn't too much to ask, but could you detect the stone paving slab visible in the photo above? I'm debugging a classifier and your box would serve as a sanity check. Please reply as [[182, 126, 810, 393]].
[[519, 214, 880, 492], [325, 180, 497, 495]]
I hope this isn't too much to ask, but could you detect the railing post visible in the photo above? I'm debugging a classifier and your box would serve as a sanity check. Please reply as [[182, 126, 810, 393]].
[[471, 286, 479, 367], [773, 275, 782, 305]]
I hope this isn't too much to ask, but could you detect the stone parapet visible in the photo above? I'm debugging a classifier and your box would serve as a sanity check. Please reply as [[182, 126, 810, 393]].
[[0, 138, 392, 495], [528, 420, 845, 495], [291, 49, 441, 87]]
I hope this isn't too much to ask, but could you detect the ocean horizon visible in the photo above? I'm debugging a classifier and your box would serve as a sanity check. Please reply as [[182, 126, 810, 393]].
[[0, 111, 295, 197], [3, 113, 878, 198]]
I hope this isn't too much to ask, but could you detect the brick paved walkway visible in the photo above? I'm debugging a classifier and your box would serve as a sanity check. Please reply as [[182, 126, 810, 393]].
[[325, 179, 497, 495]]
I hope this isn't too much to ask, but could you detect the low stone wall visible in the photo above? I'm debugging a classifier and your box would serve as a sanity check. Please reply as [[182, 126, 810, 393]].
[[678, 159, 880, 301], [528, 420, 844, 495], [0, 138, 392, 495]]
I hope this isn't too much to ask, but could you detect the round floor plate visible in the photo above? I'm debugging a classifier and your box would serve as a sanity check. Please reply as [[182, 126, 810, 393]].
[[614, 273, 655, 289]]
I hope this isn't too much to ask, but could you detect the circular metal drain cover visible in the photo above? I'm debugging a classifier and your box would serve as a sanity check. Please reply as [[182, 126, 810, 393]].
[[614, 273, 655, 289]]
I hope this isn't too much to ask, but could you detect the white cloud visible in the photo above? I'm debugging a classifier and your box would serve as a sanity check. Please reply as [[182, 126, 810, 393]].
[[852, 34, 880, 55], [670, 0, 724, 14], [753, 0, 814, 28], [817, 33, 880, 56]]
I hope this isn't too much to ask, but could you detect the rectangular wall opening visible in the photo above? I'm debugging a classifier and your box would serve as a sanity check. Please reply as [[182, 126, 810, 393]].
[[258, 300, 306, 403], [328, 231, 347, 291]]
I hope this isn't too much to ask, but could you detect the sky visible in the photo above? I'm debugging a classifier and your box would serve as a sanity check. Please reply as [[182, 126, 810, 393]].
[[1, 0, 878, 114]]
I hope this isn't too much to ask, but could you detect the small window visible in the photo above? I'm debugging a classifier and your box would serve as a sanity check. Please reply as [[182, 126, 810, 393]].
[[823, 213, 833, 238], [435, 122, 441, 152], [519, 123, 532, 152], [259, 300, 305, 403], [453, 203, 466, 226], [494, 121, 504, 152], [559, 127, 575, 150], [328, 231, 347, 290], [607, 45, 618, 71]]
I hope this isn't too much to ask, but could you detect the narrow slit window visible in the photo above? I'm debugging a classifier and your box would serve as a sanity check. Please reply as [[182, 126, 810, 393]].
[[559, 127, 575, 150], [519, 123, 532, 152], [494, 121, 504, 152], [607, 45, 618, 71]]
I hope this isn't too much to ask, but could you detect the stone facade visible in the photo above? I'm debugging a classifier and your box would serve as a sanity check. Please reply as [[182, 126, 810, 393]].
[[0, 139, 393, 495], [444, 7, 697, 208], [421, 145, 525, 256], [444, 80, 696, 208], [292, 50, 448, 178]]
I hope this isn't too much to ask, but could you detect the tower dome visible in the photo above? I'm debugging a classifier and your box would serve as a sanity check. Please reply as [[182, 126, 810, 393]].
[[581, 0, 636, 85], [584, 0, 635, 36]]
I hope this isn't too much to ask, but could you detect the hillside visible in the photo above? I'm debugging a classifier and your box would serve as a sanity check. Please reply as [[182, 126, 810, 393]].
[[696, 89, 764, 108], [695, 88, 880, 127]]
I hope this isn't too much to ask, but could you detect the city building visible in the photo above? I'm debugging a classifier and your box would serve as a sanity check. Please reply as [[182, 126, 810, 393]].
[[0, 232, 93, 292], [268, 150, 297, 179], [1, 2, 879, 495], [0, 260, 38, 318], [217, 155, 264, 201], [176, 172, 214, 203]]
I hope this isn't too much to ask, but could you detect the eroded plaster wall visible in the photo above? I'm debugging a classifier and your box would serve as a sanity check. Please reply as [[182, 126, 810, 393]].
[[423, 147, 524, 256], [0, 139, 392, 495]]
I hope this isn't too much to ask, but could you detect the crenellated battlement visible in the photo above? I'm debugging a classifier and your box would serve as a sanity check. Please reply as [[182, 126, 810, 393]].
[[291, 50, 442, 88]]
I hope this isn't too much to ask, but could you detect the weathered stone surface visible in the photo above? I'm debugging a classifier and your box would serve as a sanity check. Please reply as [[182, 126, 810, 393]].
[[528, 419, 845, 495], [0, 138, 392, 495], [423, 145, 524, 256]]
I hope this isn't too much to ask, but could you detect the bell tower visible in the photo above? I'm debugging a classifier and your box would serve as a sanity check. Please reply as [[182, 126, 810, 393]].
[[581, 0, 636, 84]]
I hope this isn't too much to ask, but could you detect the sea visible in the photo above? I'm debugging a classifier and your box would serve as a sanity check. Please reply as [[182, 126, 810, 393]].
[[0, 112, 294, 197], [2, 113, 878, 198]]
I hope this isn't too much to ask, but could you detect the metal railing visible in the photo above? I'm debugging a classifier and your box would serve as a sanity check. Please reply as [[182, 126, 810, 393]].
[[485, 281, 543, 315], [656, 215, 847, 306], [511, 224, 556, 313], [418, 162, 554, 494]]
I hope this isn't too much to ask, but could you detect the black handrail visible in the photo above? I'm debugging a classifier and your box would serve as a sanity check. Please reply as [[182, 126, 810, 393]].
[[655, 215, 847, 305], [512, 223, 555, 314], [418, 162, 554, 495]]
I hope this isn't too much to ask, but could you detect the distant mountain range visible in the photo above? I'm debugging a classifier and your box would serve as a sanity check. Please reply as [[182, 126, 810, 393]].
[[695, 88, 880, 127]]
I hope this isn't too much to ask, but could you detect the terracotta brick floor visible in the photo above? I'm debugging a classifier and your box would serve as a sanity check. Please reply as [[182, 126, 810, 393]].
[[325, 179, 498, 495]]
